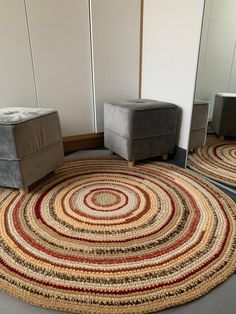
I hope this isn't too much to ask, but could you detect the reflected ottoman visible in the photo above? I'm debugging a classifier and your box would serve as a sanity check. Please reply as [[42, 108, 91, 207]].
[[0, 107, 64, 191], [212, 93, 236, 138], [104, 99, 178, 166], [189, 100, 209, 151]]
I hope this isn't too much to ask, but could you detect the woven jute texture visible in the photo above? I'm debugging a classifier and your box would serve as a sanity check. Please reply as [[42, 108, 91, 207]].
[[188, 136, 236, 187], [0, 159, 236, 314]]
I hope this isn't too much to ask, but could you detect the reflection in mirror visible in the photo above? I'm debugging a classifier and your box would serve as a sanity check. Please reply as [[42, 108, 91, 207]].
[[195, 0, 236, 118], [187, 0, 236, 194]]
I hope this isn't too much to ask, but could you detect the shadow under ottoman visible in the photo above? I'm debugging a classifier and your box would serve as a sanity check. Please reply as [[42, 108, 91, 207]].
[[0, 107, 64, 191], [104, 99, 179, 166]]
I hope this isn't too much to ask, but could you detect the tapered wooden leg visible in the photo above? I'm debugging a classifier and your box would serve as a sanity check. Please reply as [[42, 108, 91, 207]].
[[162, 154, 168, 161], [128, 161, 135, 167], [20, 188, 28, 194], [219, 136, 224, 141]]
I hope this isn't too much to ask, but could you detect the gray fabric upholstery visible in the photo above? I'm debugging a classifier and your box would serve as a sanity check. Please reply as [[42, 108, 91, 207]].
[[0, 107, 56, 124], [0, 107, 64, 189], [189, 101, 209, 150], [104, 99, 178, 161], [212, 93, 236, 136]]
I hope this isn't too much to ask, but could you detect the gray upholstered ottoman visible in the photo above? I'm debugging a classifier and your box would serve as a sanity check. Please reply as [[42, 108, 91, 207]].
[[104, 99, 178, 166], [212, 93, 236, 139], [189, 100, 209, 151], [0, 107, 64, 192]]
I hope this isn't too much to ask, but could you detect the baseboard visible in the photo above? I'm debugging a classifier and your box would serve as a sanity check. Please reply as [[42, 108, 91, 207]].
[[63, 133, 104, 153]]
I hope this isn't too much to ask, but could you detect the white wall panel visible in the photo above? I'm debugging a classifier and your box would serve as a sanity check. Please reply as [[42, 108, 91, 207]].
[[91, 0, 140, 132], [195, 0, 213, 103], [26, 0, 94, 136], [0, 0, 37, 108], [229, 42, 236, 92], [142, 0, 205, 151]]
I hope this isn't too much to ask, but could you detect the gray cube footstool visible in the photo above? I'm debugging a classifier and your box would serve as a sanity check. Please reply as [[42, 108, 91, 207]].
[[212, 93, 236, 139], [104, 99, 178, 166], [0, 107, 64, 192], [189, 100, 209, 151]]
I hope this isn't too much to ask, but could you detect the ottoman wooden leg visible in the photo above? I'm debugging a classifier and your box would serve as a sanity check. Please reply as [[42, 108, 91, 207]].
[[20, 188, 28, 194], [162, 154, 168, 161], [128, 161, 135, 167]]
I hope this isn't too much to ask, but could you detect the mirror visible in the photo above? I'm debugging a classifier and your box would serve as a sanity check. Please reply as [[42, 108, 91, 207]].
[[195, 0, 236, 116], [187, 0, 236, 193]]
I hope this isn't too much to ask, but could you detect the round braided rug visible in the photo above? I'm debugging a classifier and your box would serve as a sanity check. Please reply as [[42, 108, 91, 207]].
[[188, 136, 236, 187], [0, 159, 236, 314]]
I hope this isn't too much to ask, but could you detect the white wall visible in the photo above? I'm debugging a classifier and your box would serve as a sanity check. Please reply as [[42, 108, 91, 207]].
[[91, 0, 140, 132], [141, 0, 205, 151], [0, 0, 141, 137], [195, 0, 236, 117], [0, 0, 37, 107], [0, 0, 205, 152], [25, 0, 94, 136], [229, 42, 236, 91]]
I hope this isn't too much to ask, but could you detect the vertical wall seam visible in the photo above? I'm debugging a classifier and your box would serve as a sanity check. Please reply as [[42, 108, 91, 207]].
[[88, 0, 97, 133], [201, 0, 213, 93], [138, 0, 144, 98], [23, 0, 39, 108], [227, 40, 236, 92]]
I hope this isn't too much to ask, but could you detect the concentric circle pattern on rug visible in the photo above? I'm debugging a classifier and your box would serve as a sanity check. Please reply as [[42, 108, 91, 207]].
[[188, 136, 236, 187], [0, 159, 236, 314]]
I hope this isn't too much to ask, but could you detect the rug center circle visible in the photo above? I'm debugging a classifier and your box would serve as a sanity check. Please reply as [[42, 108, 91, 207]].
[[67, 182, 147, 222], [91, 190, 121, 208]]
